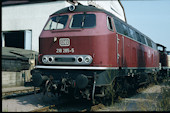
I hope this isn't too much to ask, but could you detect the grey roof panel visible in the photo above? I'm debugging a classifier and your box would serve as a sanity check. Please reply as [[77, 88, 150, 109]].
[[2, 47, 38, 60], [51, 4, 116, 18]]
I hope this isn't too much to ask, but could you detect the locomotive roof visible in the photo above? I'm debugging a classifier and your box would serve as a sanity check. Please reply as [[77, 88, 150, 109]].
[[51, 4, 155, 43], [51, 4, 116, 18]]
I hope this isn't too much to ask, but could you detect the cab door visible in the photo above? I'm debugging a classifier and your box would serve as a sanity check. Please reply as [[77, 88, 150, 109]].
[[113, 19, 124, 67], [116, 33, 124, 67]]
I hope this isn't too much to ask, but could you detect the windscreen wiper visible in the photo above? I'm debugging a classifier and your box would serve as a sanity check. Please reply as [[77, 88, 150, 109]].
[[81, 15, 86, 28]]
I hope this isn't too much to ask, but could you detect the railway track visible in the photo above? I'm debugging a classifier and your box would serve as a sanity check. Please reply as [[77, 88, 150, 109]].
[[30, 91, 107, 112], [30, 103, 106, 112], [31, 105, 57, 112], [2, 87, 40, 99]]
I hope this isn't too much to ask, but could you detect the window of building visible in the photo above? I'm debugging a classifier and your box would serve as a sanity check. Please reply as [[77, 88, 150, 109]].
[[70, 14, 96, 29], [2, 30, 32, 50]]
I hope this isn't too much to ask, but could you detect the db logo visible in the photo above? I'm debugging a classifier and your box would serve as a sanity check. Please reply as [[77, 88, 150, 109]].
[[59, 38, 70, 47]]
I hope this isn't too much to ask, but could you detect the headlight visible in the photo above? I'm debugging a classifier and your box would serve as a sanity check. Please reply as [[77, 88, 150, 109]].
[[69, 5, 75, 11], [77, 56, 83, 63], [84, 56, 90, 63], [42, 56, 48, 63], [48, 56, 54, 63]]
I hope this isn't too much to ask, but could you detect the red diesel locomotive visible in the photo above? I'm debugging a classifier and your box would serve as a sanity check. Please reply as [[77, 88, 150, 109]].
[[31, 4, 160, 102]]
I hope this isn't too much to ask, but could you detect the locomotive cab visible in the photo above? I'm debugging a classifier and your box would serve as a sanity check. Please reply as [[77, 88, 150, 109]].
[[156, 43, 167, 68], [156, 43, 169, 80], [167, 51, 170, 68], [38, 5, 117, 67]]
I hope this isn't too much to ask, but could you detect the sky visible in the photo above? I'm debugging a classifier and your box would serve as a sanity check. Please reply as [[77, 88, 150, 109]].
[[120, 0, 170, 50]]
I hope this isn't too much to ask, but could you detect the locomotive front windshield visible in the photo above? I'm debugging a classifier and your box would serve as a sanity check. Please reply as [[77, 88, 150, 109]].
[[70, 14, 96, 28], [44, 14, 96, 30], [44, 15, 68, 30]]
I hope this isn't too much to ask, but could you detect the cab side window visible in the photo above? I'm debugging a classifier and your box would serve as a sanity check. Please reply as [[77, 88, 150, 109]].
[[152, 41, 157, 50], [122, 24, 129, 36], [107, 16, 113, 31], [114, 19, 123, 34], [135, 32, 141, 42], [128, 28, 137, 40], [146, 38, 152, 48], [140, 35, 146, 44]]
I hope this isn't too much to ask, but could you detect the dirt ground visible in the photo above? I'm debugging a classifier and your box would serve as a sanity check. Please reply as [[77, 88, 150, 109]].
[[98, 80, 170, 111], [2, 91, 92, 112]]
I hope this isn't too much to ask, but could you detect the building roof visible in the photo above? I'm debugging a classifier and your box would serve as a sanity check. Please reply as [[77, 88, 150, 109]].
[[2, 47, 38, 71], [2, 0, 58, 6], [2, 47, 38, 60]]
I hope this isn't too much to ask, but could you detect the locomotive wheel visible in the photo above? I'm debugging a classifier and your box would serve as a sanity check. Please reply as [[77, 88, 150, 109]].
[[99, 78, 132, 104], [99, 80, 118, 105], [43, 80, 51, 96], [148, 73, 154, 84], [153, 74, 158, 85]]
